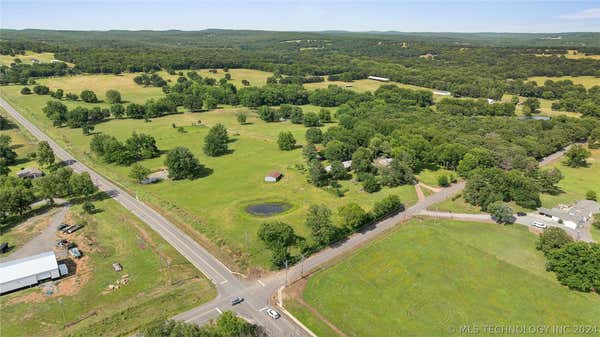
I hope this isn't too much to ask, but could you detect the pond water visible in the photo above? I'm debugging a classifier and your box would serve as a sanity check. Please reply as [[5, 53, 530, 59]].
[[245, 202, 292, 216]]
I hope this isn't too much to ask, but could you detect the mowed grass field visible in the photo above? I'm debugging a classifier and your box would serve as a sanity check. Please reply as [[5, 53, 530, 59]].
[[0, 73, 417, 269], [0, 51, 58, 66], [160, 68, 273, 88], [541, 146, 600, 208], [289, 218, 600, 337], [528, 75, 600, 89], [0, 197, 215, 337], [501, 94, 580, 118]]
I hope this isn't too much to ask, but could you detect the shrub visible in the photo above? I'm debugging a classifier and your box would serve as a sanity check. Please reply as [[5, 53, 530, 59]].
[[437, 175, 449, 187], [586, 190, 597, 201]]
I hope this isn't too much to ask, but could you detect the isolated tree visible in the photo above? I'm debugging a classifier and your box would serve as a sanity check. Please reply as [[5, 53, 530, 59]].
[[224, 73, 232, 80], [236, 112, 247, 125], [165, 146, 203, 180], [129, 163, 151, 183], [203, 123, 229, 156], [545, 242, 600, 293], [241, 79, 250, 86], [20, 87, 32, 95], [305, 127, 322, 144], [36, 141, 55, 168], [80, 90, 98, 103], [536, 227, 573, 255], [277, 131, 296, 151], [105, 89, 122, 104], [289, 108, 304, 124], [564, 145, 591, 168], [487, 201, 514, 224]]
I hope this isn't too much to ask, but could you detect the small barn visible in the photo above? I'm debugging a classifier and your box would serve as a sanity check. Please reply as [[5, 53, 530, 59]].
[[0, 251, 61, 294], [16, 167, 43, 179], [433, 90, 451, 96], [265, 171, 283, 183]]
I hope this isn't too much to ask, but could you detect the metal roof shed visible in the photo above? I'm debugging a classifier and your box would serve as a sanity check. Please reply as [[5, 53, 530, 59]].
[[0, 251, 60, 294]]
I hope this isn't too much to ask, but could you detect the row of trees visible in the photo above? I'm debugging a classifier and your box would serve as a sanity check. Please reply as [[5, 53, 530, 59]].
[[258, 195, 404, 268], [142, 312, 263, 337]]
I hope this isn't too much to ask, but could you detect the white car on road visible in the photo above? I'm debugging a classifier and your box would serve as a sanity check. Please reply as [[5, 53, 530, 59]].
[[532, 221, 547, 229], [266, 308, 280, 319]]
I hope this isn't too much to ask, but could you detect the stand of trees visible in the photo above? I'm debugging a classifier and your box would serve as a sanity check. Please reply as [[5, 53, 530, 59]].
[[537, 228, 600, 294], [142, 312, 264, 337], [90, 132, 160, 165]]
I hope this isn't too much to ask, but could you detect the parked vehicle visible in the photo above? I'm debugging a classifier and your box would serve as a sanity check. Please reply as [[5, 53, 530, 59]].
[[532, 221, 547, 229], [66, 224, 84, 234], [57, 223, 69, 231], [56, 239, 68, 248], [62, 225, 75, 234], [0, 242, 8, 253], [516, 212, 527, 217], [266, 308, 280, 319], [68, 247, 82, 258], [230, 296, 244, 305]]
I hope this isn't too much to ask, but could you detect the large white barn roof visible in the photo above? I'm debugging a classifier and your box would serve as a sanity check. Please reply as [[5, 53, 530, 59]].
[[0, 251, 59, 284]]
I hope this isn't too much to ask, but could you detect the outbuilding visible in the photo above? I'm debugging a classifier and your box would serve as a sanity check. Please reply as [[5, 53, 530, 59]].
[[0, 251, 62, 294], [367, 76, 390, 82], [264, 171, 283, 183], [16, 167, 43, 179]]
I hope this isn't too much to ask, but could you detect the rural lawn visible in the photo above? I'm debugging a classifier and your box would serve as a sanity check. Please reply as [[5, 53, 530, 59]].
[[290, 218, 600, 337], [0, 74, 418, 269]]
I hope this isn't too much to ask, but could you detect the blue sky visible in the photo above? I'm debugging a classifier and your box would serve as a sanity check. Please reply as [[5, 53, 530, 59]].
[[1, 1, 600, 32]]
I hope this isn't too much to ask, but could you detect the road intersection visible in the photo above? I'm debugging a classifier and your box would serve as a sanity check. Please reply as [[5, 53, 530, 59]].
[[1, 95, 577, 336]]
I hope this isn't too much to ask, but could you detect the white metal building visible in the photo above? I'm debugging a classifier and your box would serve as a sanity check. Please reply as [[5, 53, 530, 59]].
[[367, 76, 390, 82], [0, 251, 61, 294]]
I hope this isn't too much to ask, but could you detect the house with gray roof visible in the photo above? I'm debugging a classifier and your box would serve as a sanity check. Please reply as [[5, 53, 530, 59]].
[[538, 200, 600, 229]]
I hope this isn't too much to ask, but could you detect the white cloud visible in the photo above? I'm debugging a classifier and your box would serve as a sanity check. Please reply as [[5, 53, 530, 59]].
[[561, 8, 600, 20]]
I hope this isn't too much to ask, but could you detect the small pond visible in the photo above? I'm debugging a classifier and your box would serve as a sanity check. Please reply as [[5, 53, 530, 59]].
[[245, 202, 292, 216]]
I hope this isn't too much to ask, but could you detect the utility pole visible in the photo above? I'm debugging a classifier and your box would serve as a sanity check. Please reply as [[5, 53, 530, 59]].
[[57, 297, 66, 328], [300, 253, 305, 278], [284, 259, 288, 286]]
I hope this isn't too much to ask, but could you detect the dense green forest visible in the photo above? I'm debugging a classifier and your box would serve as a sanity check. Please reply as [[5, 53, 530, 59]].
[[1, 30, 600, 102]]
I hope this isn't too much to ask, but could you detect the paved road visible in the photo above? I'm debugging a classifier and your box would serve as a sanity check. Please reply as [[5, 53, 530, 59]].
[[417, 211, 595, 243], [0, 96, 307, 336], [2, 93, 580, 336]]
